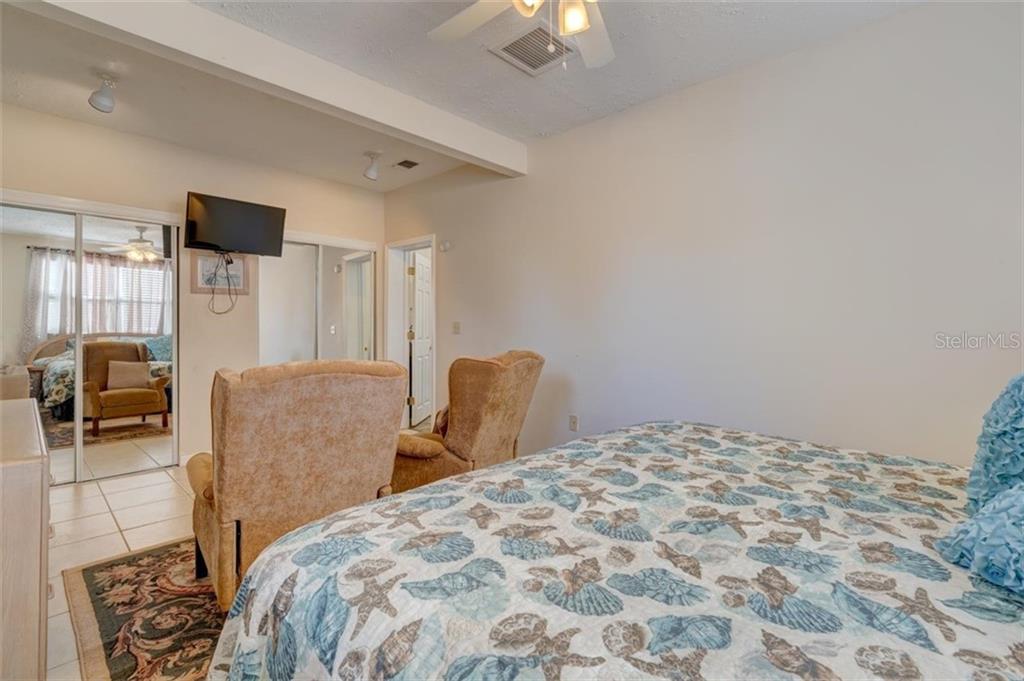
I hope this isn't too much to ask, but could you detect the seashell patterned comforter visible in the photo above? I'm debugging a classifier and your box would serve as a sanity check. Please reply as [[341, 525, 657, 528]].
[[209, 421, 1024, 681]]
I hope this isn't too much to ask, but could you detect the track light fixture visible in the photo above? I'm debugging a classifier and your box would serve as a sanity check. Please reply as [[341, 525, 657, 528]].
[[363, 151, 382, 181], [88, 76, 117, 114]]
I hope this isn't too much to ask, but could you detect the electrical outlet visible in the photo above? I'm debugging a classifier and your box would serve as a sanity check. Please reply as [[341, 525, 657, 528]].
[[568, 414, 580, 432], [329, 324, 336, 335], [452, 321, 461, 335]]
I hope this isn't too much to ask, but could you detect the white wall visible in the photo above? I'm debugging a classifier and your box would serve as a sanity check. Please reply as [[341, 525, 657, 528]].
[[2, 104, 386, 456], [385, 3, 1023, 466]]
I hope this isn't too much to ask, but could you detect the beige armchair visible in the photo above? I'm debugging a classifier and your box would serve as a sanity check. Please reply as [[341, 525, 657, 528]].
[[82, 341, 169, 437], [392, 350, 544, 494], [186, 360, 407, 610]]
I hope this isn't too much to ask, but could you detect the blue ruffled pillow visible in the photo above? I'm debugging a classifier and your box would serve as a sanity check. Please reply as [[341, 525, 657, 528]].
[[32, 349, 73, 367], [143, 335, 172, 362], [936, 483, 1024, 594], [965, 373, 1024, 514]]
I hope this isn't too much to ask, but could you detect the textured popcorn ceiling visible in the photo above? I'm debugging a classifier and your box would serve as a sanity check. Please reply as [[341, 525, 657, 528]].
[[197, 1, 906, 140], [2, 6, 464, 192]]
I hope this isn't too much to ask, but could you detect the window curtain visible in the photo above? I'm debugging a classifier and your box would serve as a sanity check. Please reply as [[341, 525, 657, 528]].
[[20, 247, 75, 360], [20, 247, 172, 361]]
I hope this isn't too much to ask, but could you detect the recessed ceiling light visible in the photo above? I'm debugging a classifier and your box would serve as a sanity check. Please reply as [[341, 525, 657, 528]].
[[88, 75, 116, 114]]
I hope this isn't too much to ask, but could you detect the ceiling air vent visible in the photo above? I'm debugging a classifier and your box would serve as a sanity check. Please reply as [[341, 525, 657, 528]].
[[396, 160, 419, 169], [491, 26, 574, 76]]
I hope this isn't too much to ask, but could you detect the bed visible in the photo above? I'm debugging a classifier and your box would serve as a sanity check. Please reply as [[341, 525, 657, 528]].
[[209, 421, 1024, 681]]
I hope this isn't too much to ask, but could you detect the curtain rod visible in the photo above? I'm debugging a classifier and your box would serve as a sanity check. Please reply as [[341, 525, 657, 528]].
[[26, 245, 75, 255], [25, 245, 168, 261]]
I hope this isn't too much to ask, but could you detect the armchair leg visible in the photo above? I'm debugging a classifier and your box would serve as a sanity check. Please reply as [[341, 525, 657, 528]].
[[91, 418, 99, 437], [162, 411, 168, 428], [195, 537, 208, 579]]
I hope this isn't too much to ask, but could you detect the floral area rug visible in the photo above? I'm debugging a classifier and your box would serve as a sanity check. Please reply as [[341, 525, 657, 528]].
[[64, 540, 223, 681], [40, 405, 171, 450]]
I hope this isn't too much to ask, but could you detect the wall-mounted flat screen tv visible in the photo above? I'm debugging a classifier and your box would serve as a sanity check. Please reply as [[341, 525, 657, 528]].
[[185, 192, 286, 257]]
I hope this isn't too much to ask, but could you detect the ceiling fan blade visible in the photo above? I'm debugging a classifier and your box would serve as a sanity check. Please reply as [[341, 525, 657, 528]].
[[575, 3, 614, 68], [428, 1, 511, 41]]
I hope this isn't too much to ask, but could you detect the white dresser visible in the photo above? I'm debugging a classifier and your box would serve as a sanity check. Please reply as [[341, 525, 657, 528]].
[[0, 399, 49, 680]]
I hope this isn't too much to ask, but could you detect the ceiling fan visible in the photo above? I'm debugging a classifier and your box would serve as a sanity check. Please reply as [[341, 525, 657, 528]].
[[101, 226, 161, 262], [430, 0, 615, 69]]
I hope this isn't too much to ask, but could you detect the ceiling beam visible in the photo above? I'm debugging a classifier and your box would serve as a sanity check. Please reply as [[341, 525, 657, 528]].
[[24, 0, 528, 177]]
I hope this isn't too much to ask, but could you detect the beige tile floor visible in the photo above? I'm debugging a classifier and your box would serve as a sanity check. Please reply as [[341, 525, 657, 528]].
[[46, 464, 195, 679], [50, 435, 173, 484]]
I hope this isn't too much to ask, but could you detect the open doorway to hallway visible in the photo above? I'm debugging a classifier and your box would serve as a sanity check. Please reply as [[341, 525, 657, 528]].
[[385, 236, 436, 431]]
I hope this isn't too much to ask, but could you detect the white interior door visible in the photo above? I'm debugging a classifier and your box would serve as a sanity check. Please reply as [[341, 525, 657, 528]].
[[259, 241, 317, 364], [409, 248, 433, 425]]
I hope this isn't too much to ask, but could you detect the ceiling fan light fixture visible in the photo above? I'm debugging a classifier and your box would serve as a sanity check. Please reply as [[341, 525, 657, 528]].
[[363, 151, 382, 182], [126, 226, 159, 261], [558, 0, 590, 36], [512, 0, 544, 18], [88, 77, 116, 114], [124, 243, 159, 261]]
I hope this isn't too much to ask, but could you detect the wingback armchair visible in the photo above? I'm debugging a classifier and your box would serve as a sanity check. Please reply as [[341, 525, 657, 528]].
[[83, 341, 169, 437], [186, 360, 407, 610], [391, 350, 544, 493]]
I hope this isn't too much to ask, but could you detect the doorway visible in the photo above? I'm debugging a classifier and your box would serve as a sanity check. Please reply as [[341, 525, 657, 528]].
[[385, 236, 436, 430]]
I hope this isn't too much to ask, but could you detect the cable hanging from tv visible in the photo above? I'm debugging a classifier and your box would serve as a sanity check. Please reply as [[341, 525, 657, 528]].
[[185, 192, 285, 315], [207, 251, 239, 315]]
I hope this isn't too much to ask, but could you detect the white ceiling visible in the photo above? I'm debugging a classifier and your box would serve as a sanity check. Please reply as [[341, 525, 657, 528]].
[[197, 1, 907, 140], [0, 6, 464, 192], [0, 204, 165, 248]]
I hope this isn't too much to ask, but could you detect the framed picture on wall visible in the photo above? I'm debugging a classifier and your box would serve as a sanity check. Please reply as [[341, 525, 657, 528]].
[[189, 252, 251, 295]]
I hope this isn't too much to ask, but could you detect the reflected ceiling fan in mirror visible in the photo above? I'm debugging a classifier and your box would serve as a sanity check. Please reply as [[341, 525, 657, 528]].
[[429, 0, 615, 69], [102, 226, 161, 262]]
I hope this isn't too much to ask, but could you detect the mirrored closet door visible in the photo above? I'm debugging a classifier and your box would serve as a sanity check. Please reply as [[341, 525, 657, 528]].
[[1, 204, 78, 483], [258, 240, 375, 365], [1, 201, 179, 485], [79, 216, 175, 480], [322, 245, 374, 361]]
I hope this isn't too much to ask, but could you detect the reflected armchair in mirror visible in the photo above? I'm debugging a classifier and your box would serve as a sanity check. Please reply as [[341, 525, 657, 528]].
[[82, 341, 169, 437]]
